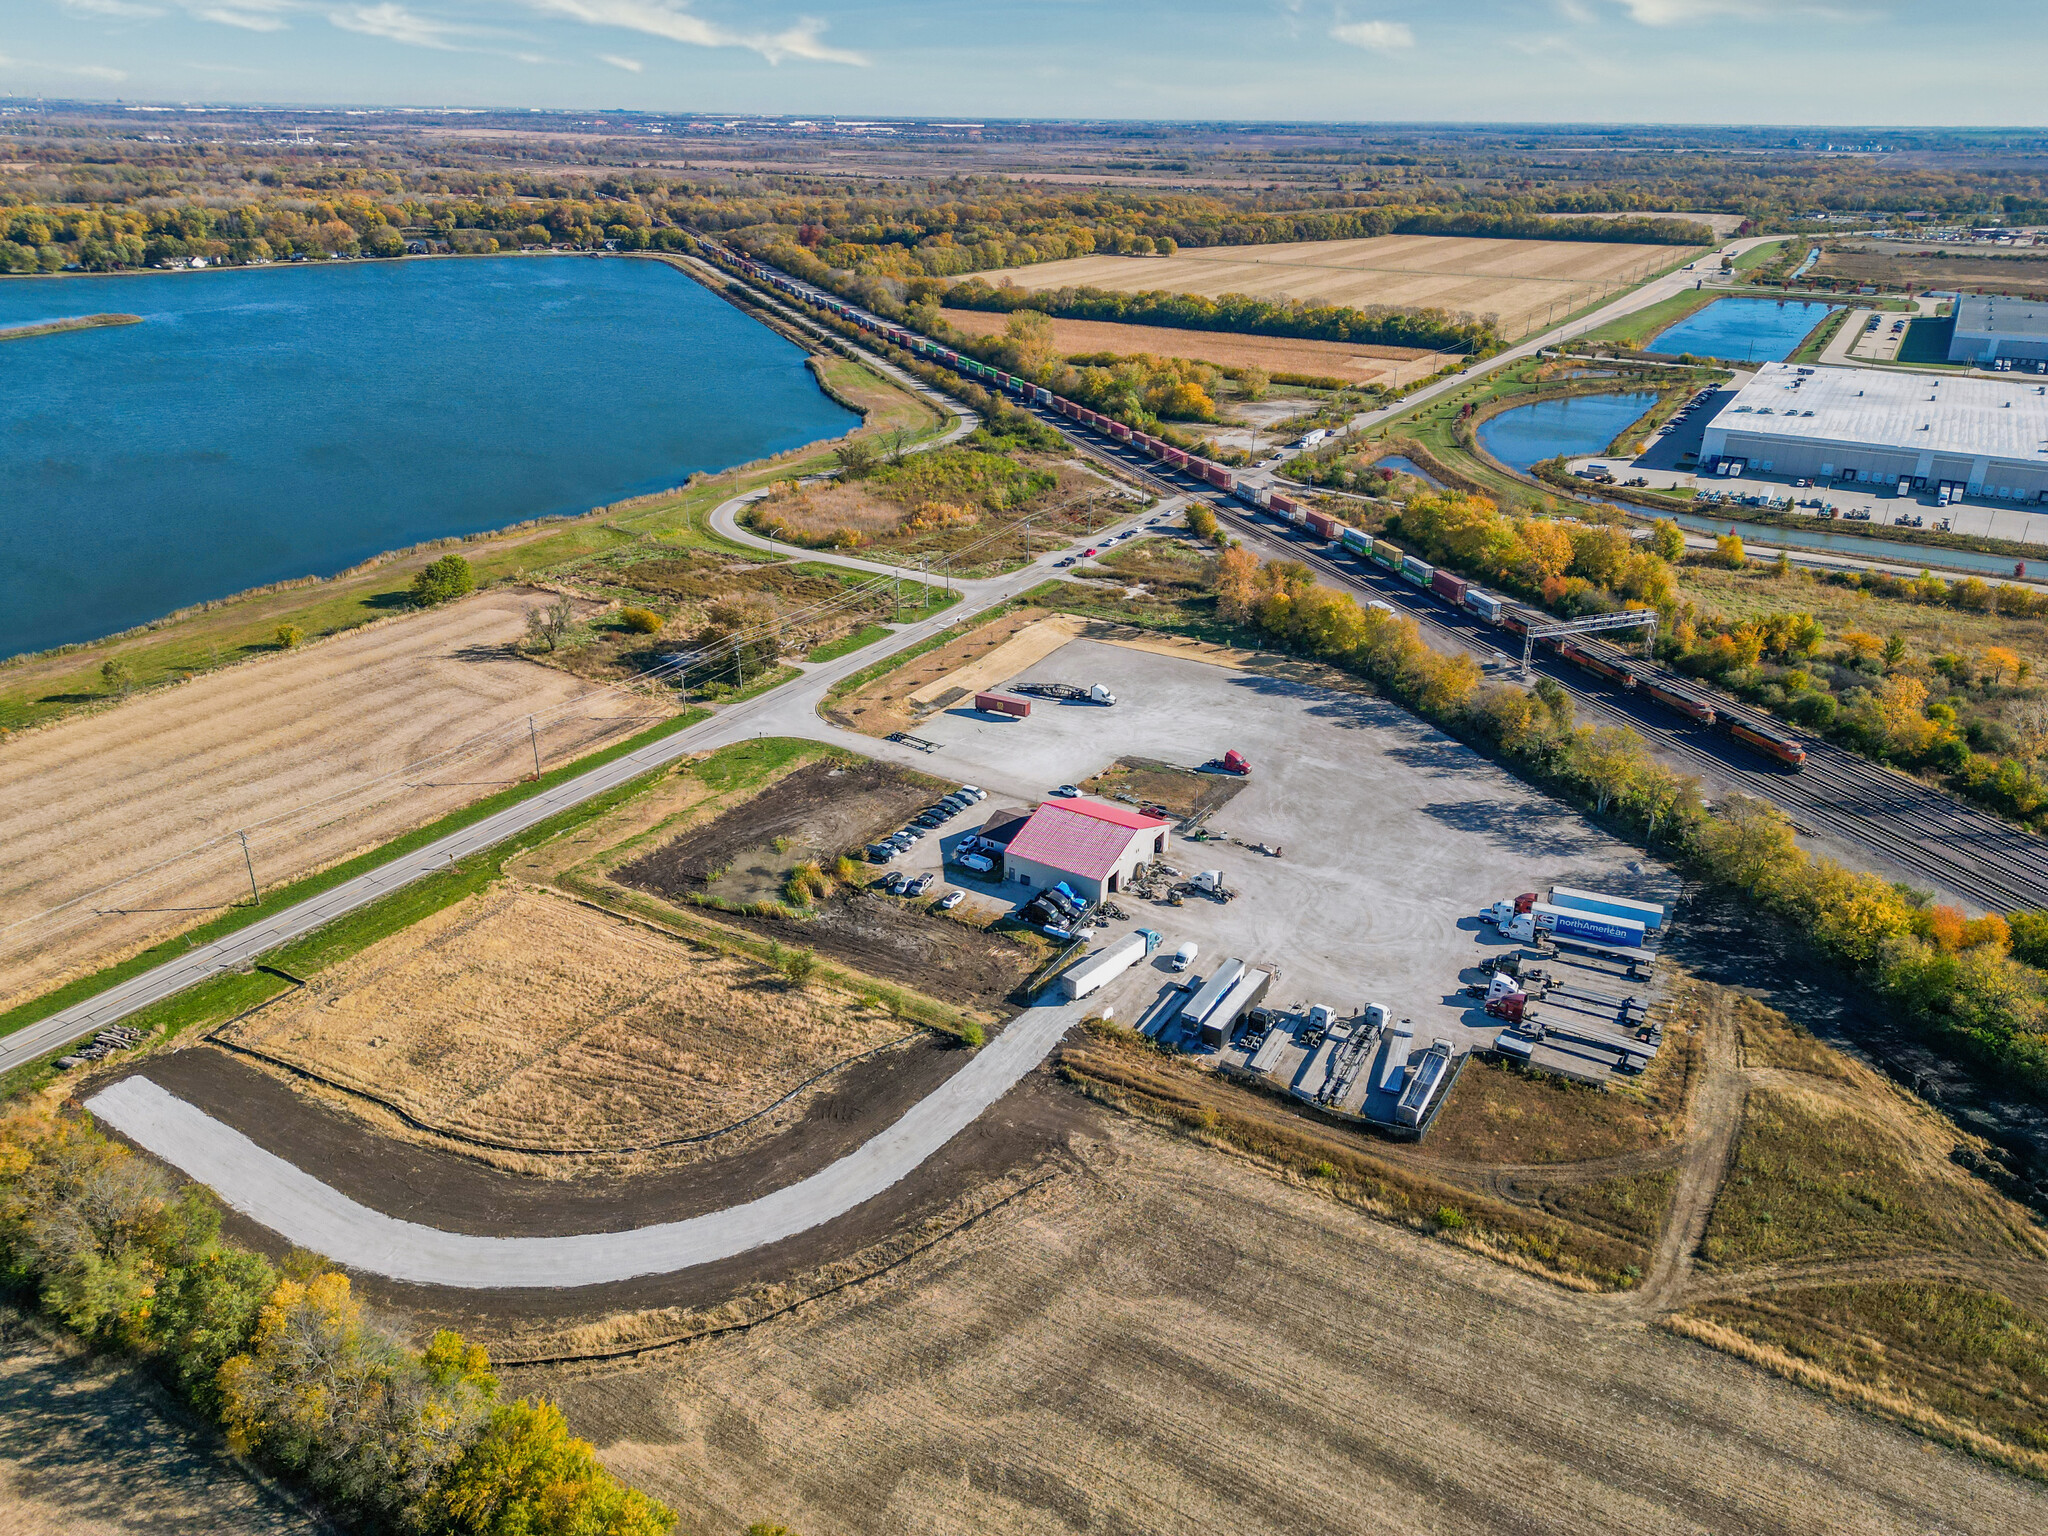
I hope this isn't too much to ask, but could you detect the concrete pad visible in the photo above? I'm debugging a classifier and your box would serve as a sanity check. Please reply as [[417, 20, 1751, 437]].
[[908, 637, 1680, 1056]]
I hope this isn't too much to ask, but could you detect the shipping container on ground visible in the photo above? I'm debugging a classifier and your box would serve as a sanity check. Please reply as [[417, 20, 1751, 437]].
[[973, 692, 1031, 718]]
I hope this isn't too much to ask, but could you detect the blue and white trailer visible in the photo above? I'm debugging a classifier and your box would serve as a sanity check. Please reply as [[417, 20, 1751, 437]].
[[1529, 901, 1646, 949], [1464, 589, 1504, 623], [1548, 885, 1666, 933], [1400, 554, 1434, 588], [1339, 527, 1373, 558]]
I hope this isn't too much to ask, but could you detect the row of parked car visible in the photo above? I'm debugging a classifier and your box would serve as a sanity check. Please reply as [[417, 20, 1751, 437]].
[[873, 868, 967, 910], [864, 784, 987, 864]]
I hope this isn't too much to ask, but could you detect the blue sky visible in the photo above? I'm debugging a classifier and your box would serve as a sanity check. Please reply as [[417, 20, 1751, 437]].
[[3, 1, 2044, 124]]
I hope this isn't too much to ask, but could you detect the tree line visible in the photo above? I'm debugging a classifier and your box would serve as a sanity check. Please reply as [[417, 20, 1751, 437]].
[[1204, 543, 2048, 1100], [0, 1101, 674, 1533]]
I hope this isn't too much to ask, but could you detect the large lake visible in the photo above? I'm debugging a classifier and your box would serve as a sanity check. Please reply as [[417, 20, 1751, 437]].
[[0, 256, 860, 658]]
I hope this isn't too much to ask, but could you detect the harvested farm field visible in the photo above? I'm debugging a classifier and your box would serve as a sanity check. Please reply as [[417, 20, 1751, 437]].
[[217, 886, 910, 1159], [0, 588, 663, 1011], [534, 1119, 2048, 1536], [969, 234, 1687, 338], [938, 307, 1449, 386]]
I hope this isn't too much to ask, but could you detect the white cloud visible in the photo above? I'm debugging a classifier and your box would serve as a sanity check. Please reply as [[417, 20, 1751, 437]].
[[516, 0, 868, 65], [1609, 0, 1875, 21], [329, 2, 472, 47], [184, 0, 298, 31], [60, 0, 168, 18], [0, 50, 129, 78], [1330, 19, 1414, 50], [598, 51, 641, 70]]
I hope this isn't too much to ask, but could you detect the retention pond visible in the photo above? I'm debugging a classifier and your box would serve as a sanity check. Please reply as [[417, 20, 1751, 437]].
[[1648, 296, 1839, 363], [0, 255, 860, 658], [1476, 392, 1660, 474]]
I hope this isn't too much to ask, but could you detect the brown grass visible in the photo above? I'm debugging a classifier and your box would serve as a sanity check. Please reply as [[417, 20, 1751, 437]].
[[1699, 1075, 2047, 1270], [218, 886, 908, 1157], [971, 235, 1684, 338], [939, 307, 1449, 386], [536, 1122, 2048, 1535], [1729, 991, 1857, 1079], [1816, 246, 2048, 300], [1425, 1032, 1696, 1166]]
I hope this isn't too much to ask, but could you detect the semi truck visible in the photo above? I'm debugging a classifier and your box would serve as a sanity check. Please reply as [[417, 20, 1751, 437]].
[[1513, 901, 1647, 949], [1014, 682, 1117, 705], [1055, 928, 1163, 1002], [1547, 885, 1666, 933], [973, 692, 1031, 718]]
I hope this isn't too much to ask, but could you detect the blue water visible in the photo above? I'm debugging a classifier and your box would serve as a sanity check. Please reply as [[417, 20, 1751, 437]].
[[1477, 392, 1660, 472], [1649, 297, 1839, 362], [1373, 454, 1445, 488], [0, 256, 859, 658]]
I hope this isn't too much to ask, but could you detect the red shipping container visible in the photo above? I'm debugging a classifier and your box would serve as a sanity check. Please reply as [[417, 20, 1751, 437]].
[[1303, 510, 1340, 540], [973, 692, 1031, 718], [1431, 569, 1470, 604]]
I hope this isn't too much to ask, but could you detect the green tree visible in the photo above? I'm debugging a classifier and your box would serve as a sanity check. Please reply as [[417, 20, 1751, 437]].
[[524, 595, 578, 653], [412, 554, 476, 606], [1881, 633, 1908, 671], [835, 438, 879, 479], [275, 623, 304, 650], [436, 1399, 674, 1536], [1237, 366, 1270, 401], [1649, 519, 1686, 562], [1571, 725, 1647, 816], [1184, 504, 1221, 543], [149, 1248, 279, 1415], [100, 657, 135, 696], [617, 606, 663, 635], [1714, 532, 1746, 570], [1696, 794, 1804, 890], [778, 946, 819, 987]]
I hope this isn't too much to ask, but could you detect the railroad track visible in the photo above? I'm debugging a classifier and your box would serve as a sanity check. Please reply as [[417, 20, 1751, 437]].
[[1025, 403, 2048, 912]]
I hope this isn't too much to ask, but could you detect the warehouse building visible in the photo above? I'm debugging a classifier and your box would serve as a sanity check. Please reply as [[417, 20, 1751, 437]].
[[1948, 295, 2048, 366], [1700, 361, 2048, 503], [1001, 798, 1171, 903]]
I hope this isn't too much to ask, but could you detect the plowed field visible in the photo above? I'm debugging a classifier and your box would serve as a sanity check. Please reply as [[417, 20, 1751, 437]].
[[970, 235, 1682, 338], [0, 589, 665, 1011]]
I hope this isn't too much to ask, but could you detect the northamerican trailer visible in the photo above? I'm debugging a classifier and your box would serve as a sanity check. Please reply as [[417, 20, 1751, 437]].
[[1531, 901, 1647, 949], [1547, 884, 1667, 932]]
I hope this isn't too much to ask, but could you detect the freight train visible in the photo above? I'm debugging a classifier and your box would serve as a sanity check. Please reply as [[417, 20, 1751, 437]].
[[719, 248, 1809, 772]]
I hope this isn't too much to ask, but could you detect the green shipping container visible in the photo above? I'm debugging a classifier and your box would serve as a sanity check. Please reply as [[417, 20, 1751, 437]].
[[1371, 540, 1404, 571]]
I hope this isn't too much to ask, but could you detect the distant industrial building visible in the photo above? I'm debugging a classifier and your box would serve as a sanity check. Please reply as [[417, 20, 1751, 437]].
[[1001, 798, 1170, 903], [1701, 361, 2048, 504], [1949, 295, 2048, 366]]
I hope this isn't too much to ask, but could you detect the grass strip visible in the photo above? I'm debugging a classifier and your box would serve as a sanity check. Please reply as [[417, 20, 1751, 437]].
[[825, 597, 1028, 700], [0, 313, 142, 342], [806, 624, 892, 663], [0, 706, 709, 1046]]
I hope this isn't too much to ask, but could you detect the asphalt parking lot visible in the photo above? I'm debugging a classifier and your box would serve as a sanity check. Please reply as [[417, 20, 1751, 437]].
[[890, 637, 1679, 1059]]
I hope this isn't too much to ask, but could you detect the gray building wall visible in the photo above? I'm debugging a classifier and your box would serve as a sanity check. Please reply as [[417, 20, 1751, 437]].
[[1702, 425, 2048, 500], [1949, 327, 2048, 366]]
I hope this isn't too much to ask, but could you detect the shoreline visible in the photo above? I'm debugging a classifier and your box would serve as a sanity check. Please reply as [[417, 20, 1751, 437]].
[[0, 312, 141, 341]]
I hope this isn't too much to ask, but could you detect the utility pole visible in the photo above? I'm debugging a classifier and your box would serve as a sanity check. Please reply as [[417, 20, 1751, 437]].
[[528, 715, 541, 780], [238, 831, 260, 906]]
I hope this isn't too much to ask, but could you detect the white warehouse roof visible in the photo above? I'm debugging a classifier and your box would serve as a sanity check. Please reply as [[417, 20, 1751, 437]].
[[1708, 361, 2048, 464], [1955, 295, 2048, 339]]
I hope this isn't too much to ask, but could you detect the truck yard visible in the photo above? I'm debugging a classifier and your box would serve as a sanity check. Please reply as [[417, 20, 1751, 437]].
[[869, 631, 1679, 1085]]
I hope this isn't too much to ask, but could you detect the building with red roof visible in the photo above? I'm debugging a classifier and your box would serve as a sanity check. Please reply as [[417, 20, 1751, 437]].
[[1001, 797, 1171, 903]]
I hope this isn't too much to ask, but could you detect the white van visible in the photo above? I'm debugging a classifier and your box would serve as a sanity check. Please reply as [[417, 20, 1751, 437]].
[[1172, 942, 1199, 972]]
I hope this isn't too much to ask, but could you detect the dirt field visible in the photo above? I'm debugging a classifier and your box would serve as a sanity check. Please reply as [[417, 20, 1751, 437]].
[[0, 588, 666, 1011], [0, 1308, 319, 1535], [1816, 244, 2048, 299], [939, 307, 1450, 386], [971, 235, 1684, 338], [535, 1118, 2048, 1536], [216, 886, 911, 1159], [826, 605, 1068, 737], [611, 758, 1037, 1012], [1077, 756, 1245, 820]]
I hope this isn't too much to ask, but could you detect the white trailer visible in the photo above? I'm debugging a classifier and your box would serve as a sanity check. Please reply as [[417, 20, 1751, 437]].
[[1056, 932, 1151, 1002], [1396, 1041, 1454, 1127], [1377, 1019, 1416, 1093], [1176, 958, 1245, 1039]]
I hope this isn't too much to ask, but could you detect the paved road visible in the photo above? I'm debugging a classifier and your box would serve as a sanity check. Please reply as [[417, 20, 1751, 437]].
[[86, 996, 1091, 1288], [3, 498, 1159, 1078]]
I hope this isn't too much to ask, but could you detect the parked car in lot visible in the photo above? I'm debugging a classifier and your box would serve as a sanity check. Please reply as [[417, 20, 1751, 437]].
[[898, 825, 925, 841], [881, 871, 909, 894], [906, 873, 935, 898], [1050, 784, 1080, 798], [953, 851, 995, 874], [866, 843, 898, 863], [957, 784, 986, 801], [935, 889, 965, 911]]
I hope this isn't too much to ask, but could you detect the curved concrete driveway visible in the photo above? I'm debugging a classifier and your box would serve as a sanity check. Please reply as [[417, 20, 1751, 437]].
[[86, 997, 1087, 1288]]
